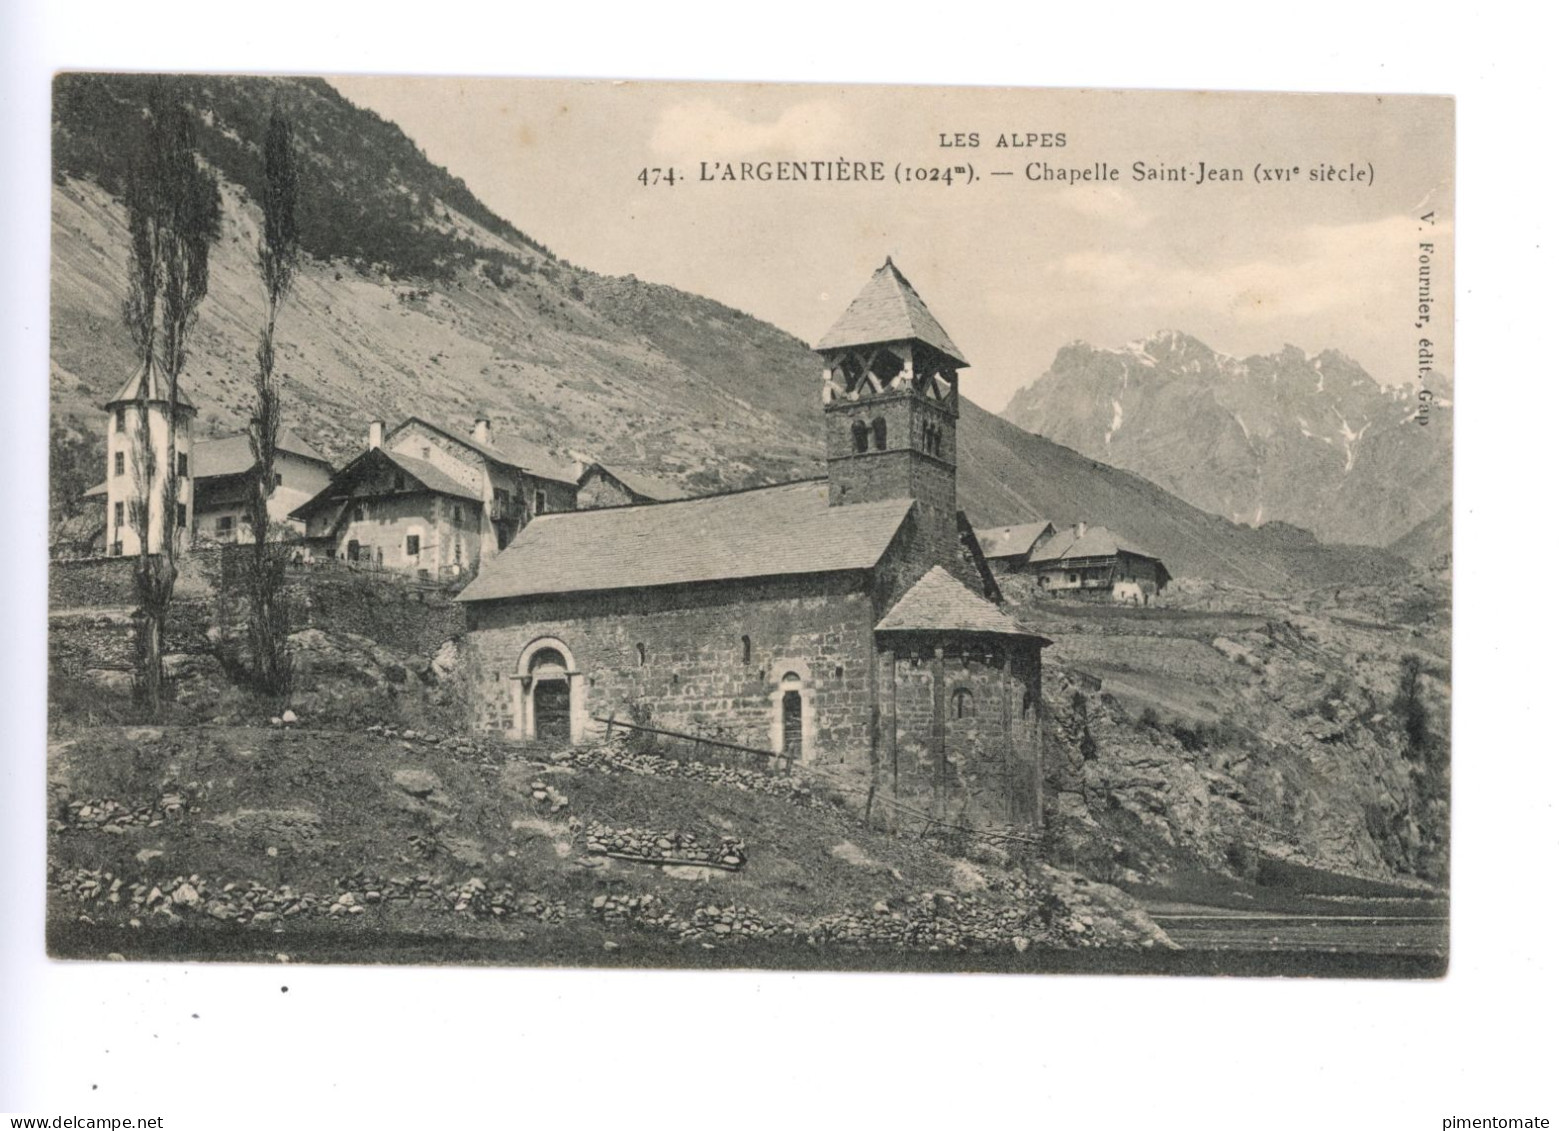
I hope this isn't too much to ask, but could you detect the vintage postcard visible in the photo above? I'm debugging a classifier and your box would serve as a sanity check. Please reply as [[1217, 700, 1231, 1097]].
[[46, 76, 1453, 976]]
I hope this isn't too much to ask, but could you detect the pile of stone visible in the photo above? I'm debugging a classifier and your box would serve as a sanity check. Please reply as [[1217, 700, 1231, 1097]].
[[589, 894, 793, 944], [50, 865, 579, 929], [585, 822, 746, 869], [808, 890, 1056, 952], [62, 790, 192, 833], [555, 740, 819, 806], [527, 780, 570, 813]]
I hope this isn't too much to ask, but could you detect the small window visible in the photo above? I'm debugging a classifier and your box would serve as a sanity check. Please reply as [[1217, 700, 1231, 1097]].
[[453, 504, 464, 526], [406, 534, 421, 557], [536, 490, 548, 514], [113, 501, 124, 528], [454, 538, 462, 564], [114, 451, 125, 476], [952, 688, 974, 719], [741, 635, 752, 664], [851, 419, 869, 454], [1068, 572, 1078, 584], [353, 504, 365, 522], [177, 452, 188, 478], [422, 446, 431, 460], [274, 472, 282, 486], [217, 515, 234, 534], [636, 642, 646, 667], [176, 503, 187, 529], [115, 407, 125, 433], [872, 417, 887, 451]]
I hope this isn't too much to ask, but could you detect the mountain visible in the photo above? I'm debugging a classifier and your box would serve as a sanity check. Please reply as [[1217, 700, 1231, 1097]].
[[50, 74, 1406, 589], [1000, 330, 1453, 549], [1388, 502, 1453, 568]]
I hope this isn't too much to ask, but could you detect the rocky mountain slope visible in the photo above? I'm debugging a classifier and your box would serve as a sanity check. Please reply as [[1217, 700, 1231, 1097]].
[[1001, 331, 1453, 549], [50, 74, 1411, 598]]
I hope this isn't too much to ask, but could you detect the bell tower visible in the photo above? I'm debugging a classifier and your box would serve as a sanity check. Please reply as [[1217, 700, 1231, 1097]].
[[817, 258, 968, 572]]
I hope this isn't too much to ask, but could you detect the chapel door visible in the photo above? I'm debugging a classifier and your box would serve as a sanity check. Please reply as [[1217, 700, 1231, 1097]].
[[533, 679, 571, 744]]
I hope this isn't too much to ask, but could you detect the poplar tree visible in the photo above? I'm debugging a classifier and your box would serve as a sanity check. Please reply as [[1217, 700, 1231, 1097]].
[[244, 109, 301, 698], [121, 80, 220, 714]]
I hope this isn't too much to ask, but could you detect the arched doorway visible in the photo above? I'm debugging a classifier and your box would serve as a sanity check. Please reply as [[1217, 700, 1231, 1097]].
[[780, 674, 803, 759], [529, 647, 571, 744], [512, 637, 585, 745]]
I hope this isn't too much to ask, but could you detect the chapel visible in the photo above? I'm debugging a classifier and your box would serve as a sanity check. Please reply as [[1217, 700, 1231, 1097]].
[[457, 260, 1051, 825]]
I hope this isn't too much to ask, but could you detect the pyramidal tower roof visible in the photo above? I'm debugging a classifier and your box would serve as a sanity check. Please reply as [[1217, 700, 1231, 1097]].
[[816, 258, 968, 366], [105, 364, 197, 411]]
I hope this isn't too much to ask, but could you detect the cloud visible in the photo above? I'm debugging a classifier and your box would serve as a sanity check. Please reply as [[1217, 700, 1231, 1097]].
[[1033, 215, 1443, 328], [649, 99, 850, 156]]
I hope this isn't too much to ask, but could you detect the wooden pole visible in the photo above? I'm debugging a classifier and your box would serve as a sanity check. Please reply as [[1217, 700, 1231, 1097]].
[[1001, 648, 1015, 823], [882, 645, 898, 833], [932, 643, 947, 820]]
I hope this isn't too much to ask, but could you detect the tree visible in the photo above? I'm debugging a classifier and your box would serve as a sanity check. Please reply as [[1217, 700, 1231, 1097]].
[[121, 80, 220, 714], [243, 109, 301, 699]]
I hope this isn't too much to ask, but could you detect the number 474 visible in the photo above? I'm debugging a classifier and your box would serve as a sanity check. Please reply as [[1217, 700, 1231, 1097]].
[[637, 167, 679, 186]]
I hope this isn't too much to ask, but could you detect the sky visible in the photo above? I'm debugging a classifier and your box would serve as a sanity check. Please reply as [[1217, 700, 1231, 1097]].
[[328, 77, 1453, 414]]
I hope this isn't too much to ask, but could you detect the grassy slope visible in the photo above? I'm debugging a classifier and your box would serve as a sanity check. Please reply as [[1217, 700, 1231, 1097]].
[[46, 725, 1173, 968]]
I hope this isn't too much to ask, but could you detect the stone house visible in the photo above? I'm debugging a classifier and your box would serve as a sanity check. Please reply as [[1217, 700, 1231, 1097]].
[[575, 462, 683, 509], [1026, 522, 1171, 603], [186, 431, 335, 545], [974, 520, 1056, 570], [290, 416, 577, 578], [457, 260, 1052, 827]]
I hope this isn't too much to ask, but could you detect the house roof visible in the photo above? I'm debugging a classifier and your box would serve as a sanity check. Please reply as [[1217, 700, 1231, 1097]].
[[83, 481, 108, 498], [458, 479, 912, 602], [816, 258, 968, 366], [105, 365, 197, 411], [579, 462, 683, 503], [974, 521, 1055, 560], [393, 417, 577, 485], [875, 566, 1050, 643], [191, 430, 332, 479], [290, 446, 483, 521], [1027, 524, 1161, 565]]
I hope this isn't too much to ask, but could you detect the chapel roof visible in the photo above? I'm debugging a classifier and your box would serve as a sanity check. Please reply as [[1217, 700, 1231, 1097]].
[[874, 565, 1050, 643], [816, 258, 968, 365], [457, 479, 912, 602]]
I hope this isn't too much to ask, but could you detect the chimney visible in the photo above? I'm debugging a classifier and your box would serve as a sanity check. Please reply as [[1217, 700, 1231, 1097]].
[[472, 415, 492, 445], [1075, 521, 1088, 537], [368, 420, 383, 450]]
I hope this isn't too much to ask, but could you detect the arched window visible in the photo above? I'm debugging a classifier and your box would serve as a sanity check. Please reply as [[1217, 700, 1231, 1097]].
[[851, 419, 869, 454], [741, 635, 752, 664], [871, 416, 887, 450], [952, 688, 975, 719], [636, 642, 647, 667]]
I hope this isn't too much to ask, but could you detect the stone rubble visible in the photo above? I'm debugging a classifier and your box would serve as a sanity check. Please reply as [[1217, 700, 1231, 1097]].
[[585, 822, 746, 869], [552, 737, 820, 805]]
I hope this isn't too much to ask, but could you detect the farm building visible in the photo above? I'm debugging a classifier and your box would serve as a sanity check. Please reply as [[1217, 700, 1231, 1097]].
[[1027, 522, 1171, 603]]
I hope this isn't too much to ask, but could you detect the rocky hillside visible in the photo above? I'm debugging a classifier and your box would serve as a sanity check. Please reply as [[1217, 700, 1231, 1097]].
[[51, 74, 1407, 591], [1015, 571, 1452, 887], [1001, 331, 1453, 549]]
